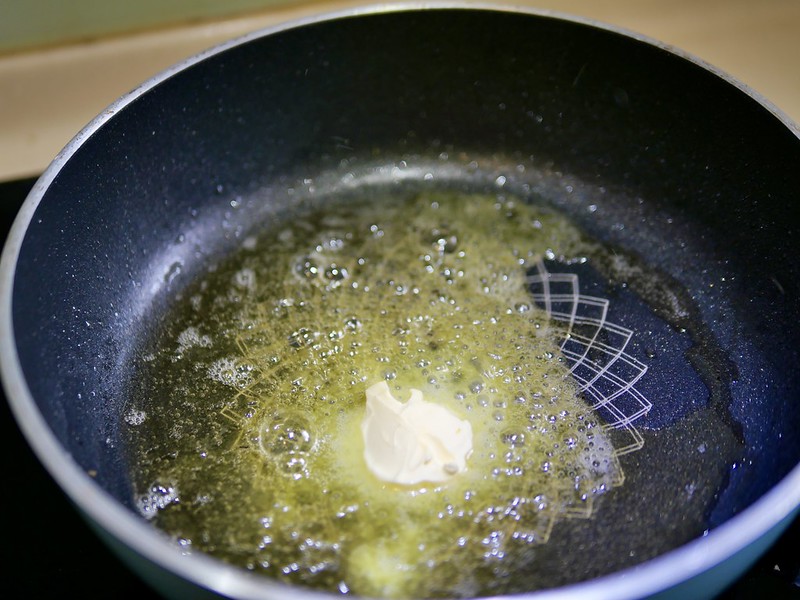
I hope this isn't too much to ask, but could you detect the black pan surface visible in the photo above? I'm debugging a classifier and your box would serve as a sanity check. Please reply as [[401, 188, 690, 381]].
[[4, 7, 800, 598]]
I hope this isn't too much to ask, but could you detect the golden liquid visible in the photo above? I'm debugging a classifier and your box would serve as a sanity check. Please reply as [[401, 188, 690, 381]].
[[126, 191, 621, 598]]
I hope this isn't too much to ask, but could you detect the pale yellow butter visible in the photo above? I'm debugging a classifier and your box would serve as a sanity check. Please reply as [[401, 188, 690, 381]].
[[361, 381, 473, 485]]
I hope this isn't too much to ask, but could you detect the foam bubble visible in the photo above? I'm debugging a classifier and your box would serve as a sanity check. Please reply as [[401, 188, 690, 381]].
[[208, 357, 254, 389], [234, 268, 257, 291], [124, 408, 147, 426], [136, 482, 179, 520], [176, 326, 212, 355]]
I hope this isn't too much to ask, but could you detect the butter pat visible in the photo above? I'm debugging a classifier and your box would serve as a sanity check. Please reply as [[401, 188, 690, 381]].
[[361, 381, 473, 485]]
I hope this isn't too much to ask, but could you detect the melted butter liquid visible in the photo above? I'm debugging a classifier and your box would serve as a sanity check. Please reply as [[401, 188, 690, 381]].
[[126, 191, 622, 598]]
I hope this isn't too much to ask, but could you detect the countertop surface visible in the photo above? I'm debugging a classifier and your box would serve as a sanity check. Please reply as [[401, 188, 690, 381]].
[[2, 1, 800, 598]]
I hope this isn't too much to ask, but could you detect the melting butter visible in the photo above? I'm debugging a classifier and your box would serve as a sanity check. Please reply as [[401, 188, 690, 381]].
[[362, 381, 473, 484], [128, 190, 623, 598]]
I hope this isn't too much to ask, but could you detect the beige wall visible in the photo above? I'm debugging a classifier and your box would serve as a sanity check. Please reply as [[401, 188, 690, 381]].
[[0, 0, 297, 54]]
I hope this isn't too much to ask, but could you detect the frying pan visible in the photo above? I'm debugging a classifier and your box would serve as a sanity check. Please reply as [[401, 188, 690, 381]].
[[2, 3, 800, 599]]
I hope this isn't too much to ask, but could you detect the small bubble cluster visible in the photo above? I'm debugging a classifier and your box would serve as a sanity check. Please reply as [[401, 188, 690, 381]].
[[175, 326, 212, 358], [124, 407, 147, 426], [135, 482, 179, 520], [208, 357, 254, 389], [259, 413, 316, 479]]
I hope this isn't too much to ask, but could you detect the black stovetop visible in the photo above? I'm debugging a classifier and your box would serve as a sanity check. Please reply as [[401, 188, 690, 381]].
[[1, 176, 798, 598]]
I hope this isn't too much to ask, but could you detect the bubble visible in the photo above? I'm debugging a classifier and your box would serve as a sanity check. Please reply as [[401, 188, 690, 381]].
[[282, 456, 309, 480], [325, 264, 349, 284], [260, 414, 315, 479], [124, 408, 147, 426], [288, 327, 318, 348], [344, 317, 362, 332], [136, 482, 179, 520], [297, 257, 320, 279], [429, 228, 458, 255], [234, 268, 256, 290], [164, 261, 182, 285], [176, 326, 212, 355], [262, 416, 314, 454], [501, 430, 525, 447], [469, 381, 484, 394], [208, 357, 253, 389]]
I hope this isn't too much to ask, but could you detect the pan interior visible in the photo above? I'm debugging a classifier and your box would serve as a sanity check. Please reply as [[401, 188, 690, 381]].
[[116, 163, 743, 596], [8, 6, 800, 599]]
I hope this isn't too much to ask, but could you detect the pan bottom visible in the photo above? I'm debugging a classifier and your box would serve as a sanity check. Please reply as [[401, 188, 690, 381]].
[[119, 167, 743, 596]]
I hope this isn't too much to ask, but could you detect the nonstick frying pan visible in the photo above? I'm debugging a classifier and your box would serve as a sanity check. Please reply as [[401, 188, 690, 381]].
[[2, 4, 800, 599]]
